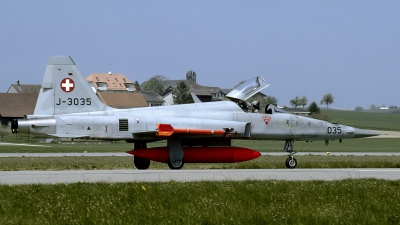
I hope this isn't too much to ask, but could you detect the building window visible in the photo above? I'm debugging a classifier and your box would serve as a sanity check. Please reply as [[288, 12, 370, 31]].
[[95, 77, 99, 81], [115, 78, 118, 82], [106, 77, 110, 81], [123, 78, 126, 82], [96, 82, 107, 88], [113, 83, 116, 87]]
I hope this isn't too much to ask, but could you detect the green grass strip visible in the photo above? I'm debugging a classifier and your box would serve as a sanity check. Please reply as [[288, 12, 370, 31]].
[[1, 155, 400, 171]]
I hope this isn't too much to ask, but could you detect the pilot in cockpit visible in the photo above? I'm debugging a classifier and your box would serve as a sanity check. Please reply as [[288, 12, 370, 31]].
[[252, 101, 260, 113]]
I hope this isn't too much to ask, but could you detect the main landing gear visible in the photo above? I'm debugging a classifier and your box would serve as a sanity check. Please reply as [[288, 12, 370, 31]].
[[167, 139, 184, 169], [134, 156, 150, 170], [168, 158, 184, 170], [283, 140, 297, 169], [133, 142, 150, 170]]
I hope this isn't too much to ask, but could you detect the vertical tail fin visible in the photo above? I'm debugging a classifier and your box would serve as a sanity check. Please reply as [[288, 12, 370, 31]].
[[33, 56, 108, 115]]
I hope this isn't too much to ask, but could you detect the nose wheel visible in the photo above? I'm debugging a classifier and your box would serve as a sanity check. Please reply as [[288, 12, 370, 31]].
[[285, 155, 297, 169], [284, 140, 297, 169]]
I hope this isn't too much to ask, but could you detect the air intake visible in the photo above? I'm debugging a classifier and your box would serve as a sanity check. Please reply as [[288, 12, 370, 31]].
[[119, 119, 129, 131]]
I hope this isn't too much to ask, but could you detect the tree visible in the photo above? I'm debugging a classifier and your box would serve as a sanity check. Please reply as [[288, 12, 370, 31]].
[[173, 81, 194, 105], [370, 104, 377, 110], [307, 101, 320, 115], [355, 106, 364, 111], [141, 75, 167, 95], [264, 96, 278, 106], [307, 101, 332, 121], [320, 93, 334, 109], [298, 95, 308, 108], [290, 96, 300, 108], [290, 95, 308, 108], [133, 81, 141, 91]]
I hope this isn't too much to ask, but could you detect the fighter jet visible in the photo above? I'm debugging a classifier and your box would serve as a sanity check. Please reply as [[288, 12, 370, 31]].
[[11, 56, 378, 169]]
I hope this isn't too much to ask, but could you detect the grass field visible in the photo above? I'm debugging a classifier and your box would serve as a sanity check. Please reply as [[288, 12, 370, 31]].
[[0, 180, 399, 224], [1, 138, 399, 153], [324, 109, 400, 131]]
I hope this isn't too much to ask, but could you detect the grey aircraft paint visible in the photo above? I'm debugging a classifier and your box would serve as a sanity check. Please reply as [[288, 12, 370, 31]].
[[11, 56, 378, 169]]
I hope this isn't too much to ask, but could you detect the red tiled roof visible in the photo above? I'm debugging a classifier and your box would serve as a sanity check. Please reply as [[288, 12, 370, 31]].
[[97, 92, 148, 108]]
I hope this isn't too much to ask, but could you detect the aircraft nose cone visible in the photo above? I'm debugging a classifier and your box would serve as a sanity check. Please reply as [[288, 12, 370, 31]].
[[353, 128, 380, 138]]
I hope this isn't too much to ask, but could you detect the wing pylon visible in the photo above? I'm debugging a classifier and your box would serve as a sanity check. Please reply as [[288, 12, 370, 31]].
[[156, 124, 229, 137]]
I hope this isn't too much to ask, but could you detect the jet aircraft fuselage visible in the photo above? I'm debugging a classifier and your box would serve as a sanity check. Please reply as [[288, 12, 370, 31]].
[[11, 56, 378, 169], [20, 101, 364, 142]]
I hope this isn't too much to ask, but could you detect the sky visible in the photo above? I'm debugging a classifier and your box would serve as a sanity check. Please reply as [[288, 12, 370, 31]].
[[1, 1, 399, 109]]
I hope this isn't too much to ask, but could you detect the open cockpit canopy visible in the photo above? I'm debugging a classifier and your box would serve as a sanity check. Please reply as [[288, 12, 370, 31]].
[[226, 76, 269, 112], [226, 76, 269, 102]]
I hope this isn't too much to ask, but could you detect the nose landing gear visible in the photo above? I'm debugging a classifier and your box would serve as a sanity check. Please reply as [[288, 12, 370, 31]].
[[284, 140, 297, 169]]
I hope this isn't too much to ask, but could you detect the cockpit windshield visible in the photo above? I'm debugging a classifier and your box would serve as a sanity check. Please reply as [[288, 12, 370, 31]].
[[265, 104, 288, 114], [226, 76, 269, 102]]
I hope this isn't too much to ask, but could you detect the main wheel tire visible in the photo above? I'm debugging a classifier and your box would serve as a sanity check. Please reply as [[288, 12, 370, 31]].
[[168, 158, 184, 170], [285, 157, 297, 169], [134, 156, 150, 170]]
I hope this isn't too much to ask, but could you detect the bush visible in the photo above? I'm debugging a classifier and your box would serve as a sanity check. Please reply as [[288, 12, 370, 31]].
[[355, 106, 364, 111]]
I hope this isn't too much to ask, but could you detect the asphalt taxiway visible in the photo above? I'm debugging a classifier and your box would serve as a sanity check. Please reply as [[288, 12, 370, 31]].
[[1, 152, 400, 157], [1, 168, 400, 185]]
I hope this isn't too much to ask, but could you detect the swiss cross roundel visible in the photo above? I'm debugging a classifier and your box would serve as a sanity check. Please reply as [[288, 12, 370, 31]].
[[60, 78, 75, 92]]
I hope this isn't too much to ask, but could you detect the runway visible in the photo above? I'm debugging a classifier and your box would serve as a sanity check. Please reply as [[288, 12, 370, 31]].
[[1, 168, 400, 185]]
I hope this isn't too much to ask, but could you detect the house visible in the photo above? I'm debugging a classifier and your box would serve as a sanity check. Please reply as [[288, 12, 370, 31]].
[[0, 93, 38, 125], [96, 92, 148, 109], [212, 89, 233, 101], [7, 82, 41, 94], [140, 91, 165, 107], [160, 70, 234, 105], [86, 73, 136, 92], [87, 73, 165, 107], [379, 105, 389, 110], [1, 82, 41, 125], [161, 82, 214, 105]]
